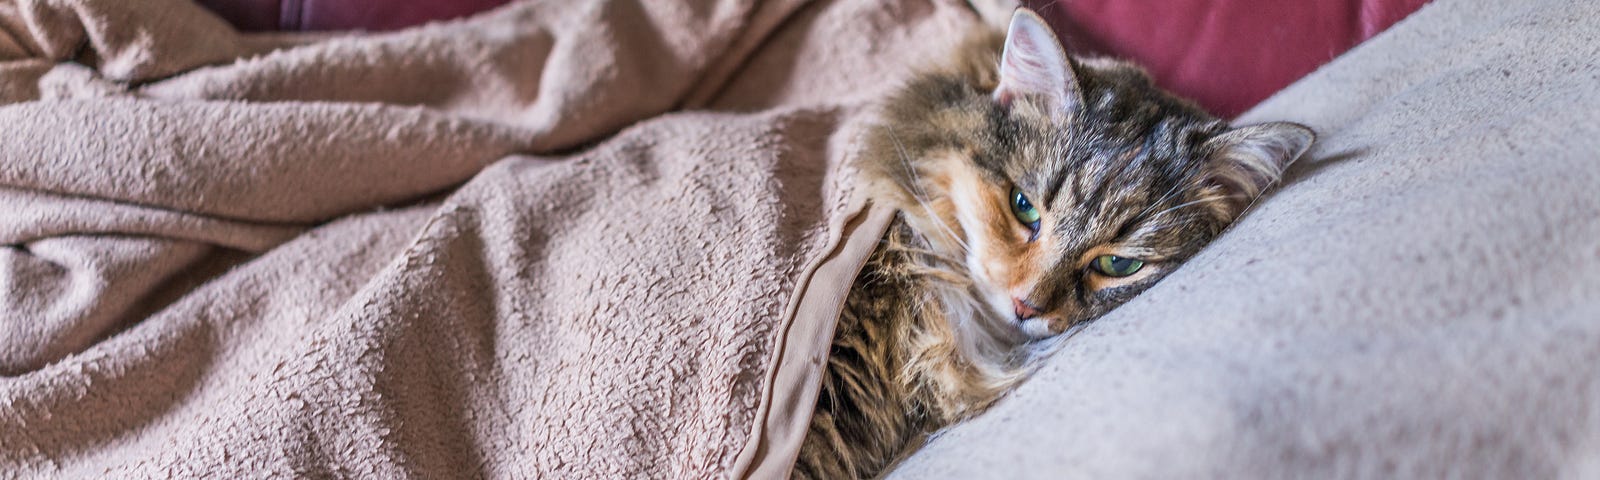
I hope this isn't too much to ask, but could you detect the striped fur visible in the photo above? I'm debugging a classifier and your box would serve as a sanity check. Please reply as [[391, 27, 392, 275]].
[[794, 10, 1313, 479]]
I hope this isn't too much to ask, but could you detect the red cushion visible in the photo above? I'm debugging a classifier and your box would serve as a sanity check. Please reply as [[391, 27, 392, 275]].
[[195, 0, 1427, 117], [196, 0, 509, 32], [1028, 0, 1432, 117]]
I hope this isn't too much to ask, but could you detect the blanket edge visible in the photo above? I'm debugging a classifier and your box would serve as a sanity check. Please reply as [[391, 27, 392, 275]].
[[730, 198, 895, 480]]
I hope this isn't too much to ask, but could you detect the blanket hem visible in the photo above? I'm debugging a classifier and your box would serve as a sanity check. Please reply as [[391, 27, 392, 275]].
[[731, 199, 895, 479]]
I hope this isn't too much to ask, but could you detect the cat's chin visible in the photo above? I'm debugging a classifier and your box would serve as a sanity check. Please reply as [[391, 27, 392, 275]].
[[966, 291, 1023, 336], [1017, 318, 1057, 340]]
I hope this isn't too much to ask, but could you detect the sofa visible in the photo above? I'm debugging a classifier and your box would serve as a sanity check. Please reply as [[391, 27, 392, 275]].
[[2, 0, 1594, 478]]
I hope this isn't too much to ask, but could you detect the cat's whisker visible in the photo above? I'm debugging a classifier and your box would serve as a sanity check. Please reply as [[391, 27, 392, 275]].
[[1135, 180, 1200, 220], [1229, 179, 1283, 224], [903, 264, 972, 285], [1132, 178, 1216, 220], [890, 246, 968, 271], [1126, 195, 1240, 239], [886, 125, 973, 255], [1144, 193, 1239, 221], [892, 176, 973, 257]]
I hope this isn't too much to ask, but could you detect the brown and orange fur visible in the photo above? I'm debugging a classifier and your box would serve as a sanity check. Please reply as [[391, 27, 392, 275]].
[[792, 9, 1314, 479]]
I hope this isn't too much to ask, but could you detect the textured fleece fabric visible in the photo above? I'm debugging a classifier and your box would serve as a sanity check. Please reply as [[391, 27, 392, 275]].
[[0, 0, 983, 477], [890, 0, 1600, 477]]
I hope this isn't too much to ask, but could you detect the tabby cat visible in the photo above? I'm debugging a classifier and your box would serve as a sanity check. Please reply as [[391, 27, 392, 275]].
[[792, 9, 1315, 479]]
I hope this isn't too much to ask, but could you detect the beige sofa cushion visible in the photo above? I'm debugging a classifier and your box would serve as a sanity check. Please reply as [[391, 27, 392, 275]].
[[889, 0, 1600, 477]]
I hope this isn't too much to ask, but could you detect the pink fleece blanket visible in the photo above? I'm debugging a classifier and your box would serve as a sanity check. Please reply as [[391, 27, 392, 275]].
[[0, 0, 979, 477]]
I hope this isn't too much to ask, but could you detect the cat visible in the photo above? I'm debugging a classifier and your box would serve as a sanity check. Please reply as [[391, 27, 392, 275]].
[[792, 8, 1315, 479]]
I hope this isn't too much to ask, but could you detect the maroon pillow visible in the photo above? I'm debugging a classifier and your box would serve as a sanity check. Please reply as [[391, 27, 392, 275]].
[[196, 0, 1427, 117], [1028, 0, 1431, 117], [196, 0, 509, 32]]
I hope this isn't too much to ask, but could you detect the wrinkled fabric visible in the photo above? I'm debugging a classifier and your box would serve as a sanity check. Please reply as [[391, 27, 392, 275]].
[[0, 0, 982, 477]]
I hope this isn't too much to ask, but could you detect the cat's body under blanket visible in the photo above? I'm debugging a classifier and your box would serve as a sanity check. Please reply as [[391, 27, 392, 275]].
[[793, 10, 1314, 478]]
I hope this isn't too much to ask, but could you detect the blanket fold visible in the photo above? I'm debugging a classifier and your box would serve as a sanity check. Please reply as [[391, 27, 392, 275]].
[[0, 0, 981, 477], [0, 0, 261, 82]]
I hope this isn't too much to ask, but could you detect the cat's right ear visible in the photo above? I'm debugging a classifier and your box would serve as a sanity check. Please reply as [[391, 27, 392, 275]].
[[1200, 122, 1316, 217], [993, 9, 1085, 118]]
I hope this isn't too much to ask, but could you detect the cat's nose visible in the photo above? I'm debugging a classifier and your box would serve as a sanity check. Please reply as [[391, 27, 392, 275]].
[[1012, 297, 1043, 320]]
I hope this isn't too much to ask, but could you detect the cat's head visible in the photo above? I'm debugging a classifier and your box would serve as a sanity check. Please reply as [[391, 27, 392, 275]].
[[865, 9, 1313, 341]]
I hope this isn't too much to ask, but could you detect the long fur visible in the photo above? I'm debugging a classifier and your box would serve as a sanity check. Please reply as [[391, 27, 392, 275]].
[[793, 12, 1314, 479]]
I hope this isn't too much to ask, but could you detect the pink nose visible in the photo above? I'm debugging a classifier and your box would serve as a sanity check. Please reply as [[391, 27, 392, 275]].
[[1012, 297, 1043, 320]]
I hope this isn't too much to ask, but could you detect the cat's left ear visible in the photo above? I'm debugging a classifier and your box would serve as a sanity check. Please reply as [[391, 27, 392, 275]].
[[993, 9, 1085, 117], [1201, 122, 1315, 216]]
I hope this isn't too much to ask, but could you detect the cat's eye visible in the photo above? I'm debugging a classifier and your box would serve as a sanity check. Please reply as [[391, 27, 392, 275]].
[[1091, 255, 1144, 277], [1009, 186, 1041, 233]]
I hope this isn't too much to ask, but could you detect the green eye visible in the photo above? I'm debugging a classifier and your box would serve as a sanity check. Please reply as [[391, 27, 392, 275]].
[[1092, 255, 1145, 277], [1009, 187, 1041, 229]]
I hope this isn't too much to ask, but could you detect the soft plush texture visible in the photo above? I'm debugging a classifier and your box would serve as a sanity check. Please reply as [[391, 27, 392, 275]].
[[0, 0, 980, 477], [889, 0, 1600, 477]]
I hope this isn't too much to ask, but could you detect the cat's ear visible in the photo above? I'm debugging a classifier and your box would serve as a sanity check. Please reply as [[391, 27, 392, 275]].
[[1201, 122, 1315, 216], [993, 9, 1084, 117]]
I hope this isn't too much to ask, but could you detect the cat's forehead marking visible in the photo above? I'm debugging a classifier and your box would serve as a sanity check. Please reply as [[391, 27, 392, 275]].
[[1041, 144, 1177, 249], [1038, 133, 1080, 209]]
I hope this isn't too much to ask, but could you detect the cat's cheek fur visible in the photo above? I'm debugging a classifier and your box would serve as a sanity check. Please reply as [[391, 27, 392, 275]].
[[942, 161, 1071, 341], [943, 160, 1034, 323], [941, 154, 1100, 336]]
